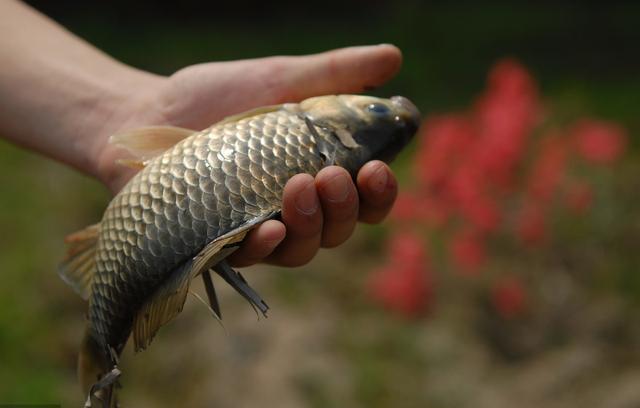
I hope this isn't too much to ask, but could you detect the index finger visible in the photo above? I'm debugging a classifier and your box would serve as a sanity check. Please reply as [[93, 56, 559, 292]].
[[356, 161, 398, 224]]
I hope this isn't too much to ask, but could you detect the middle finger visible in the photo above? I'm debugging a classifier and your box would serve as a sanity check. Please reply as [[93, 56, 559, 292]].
[[265, 174, 323, 267]]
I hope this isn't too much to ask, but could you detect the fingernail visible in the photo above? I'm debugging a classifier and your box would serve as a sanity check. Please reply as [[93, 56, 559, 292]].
[[323, 173, 350, 202], [369, 164, 388, 193], [295, 182, 319, 215]]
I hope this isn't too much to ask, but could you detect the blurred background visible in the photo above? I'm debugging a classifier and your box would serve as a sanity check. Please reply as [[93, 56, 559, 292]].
[[1, 1, 639, 406]]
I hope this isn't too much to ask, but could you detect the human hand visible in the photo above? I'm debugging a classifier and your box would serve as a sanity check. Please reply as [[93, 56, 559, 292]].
[[95, 45, 402, 267]]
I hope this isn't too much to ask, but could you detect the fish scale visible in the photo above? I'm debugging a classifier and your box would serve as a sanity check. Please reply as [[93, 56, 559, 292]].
[[91, 110, 326, 351]]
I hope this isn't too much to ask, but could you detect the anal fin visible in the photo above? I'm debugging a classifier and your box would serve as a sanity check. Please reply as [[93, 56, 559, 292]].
[[213, 260, 269, 317], [202, 269, 222, 320]]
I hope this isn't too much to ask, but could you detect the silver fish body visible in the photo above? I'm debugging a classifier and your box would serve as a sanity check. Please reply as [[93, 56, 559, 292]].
[[93, 107, 325, 350], [60, 94, 420, 406]]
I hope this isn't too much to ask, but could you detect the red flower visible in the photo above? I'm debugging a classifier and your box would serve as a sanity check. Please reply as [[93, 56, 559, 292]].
[[387, 232, 427, 267], [449, 228, 486, 275], [572, 119, 627, 164], [526, 132, 569, 202], [390, 192, 422, 223], [445, 162, 500, 232], [515, 202, 546, 246], [371, 58, 628, 320], [472, 59, 541, 190], [491, 276, 528, 319], [487, 58, 538, 99], [390, 192, 450, 228], [368, 233, 433, 318], [459, 194, 501, 233], [368, 264, 433, 318], [417, 196, 450, 227], [564, 181, 593, 215], [414, 115, 475, 188]]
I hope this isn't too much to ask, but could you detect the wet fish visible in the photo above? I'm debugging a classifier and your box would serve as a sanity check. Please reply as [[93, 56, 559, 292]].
[[59, 94, 420, 407]]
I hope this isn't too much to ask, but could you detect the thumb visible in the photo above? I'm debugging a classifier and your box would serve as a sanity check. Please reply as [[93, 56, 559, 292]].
[[163, 45, 402, 129], [275, 44, 403, 100]]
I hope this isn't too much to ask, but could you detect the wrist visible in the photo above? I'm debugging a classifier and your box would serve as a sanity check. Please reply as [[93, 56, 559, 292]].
[[84, 66, 167, 191]]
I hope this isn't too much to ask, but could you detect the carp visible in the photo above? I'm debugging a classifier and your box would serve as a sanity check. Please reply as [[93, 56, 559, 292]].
[[59, 94, 420, 407]]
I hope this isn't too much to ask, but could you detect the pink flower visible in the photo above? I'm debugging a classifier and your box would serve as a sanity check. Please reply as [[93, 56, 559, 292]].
[[449, 228, 486, 275], [368, 263, 433, 318], [515, 202, 546, 246], [445, 163, 500, 232], [491, 277, 528, 319], [417, 196, 450, 228], [526, 132, 568, 202], [572, 119, 627, 164], [390, 192, 422, 223], [472, 59, 541, 190], [367, 233, 433, 318], [390, 192, 450, 228], [487, 59, 538, 99], [370, 57, 628, 320], [458, 194, 501, 233], [564, 181, 593, 215], [414, 115, 475, 188], [387, 232, 427, 267]]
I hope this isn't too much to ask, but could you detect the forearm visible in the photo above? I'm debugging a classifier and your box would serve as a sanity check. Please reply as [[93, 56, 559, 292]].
[[0, 1, 163, 179]]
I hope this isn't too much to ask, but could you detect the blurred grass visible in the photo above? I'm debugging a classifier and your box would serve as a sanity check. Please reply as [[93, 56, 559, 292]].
[[1, 1, 639, 406]]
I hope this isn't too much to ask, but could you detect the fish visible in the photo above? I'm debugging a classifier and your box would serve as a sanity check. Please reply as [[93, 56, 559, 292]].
[[58, 94, 420, 407]]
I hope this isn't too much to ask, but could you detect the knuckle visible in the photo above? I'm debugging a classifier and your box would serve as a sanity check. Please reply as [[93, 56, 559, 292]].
[[363, 189, 397, 210], [321, 195, 359, 222], [321, 235, 347, 249], [321, 221, 355, 248], [278, 254, 313, 268], [277, 243, 319, 267], [289, 215, 323, 238], [331, 201, 359, 222]]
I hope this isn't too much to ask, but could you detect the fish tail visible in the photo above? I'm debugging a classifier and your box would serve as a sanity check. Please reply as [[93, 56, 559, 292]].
[[78, 328, 120, 408]]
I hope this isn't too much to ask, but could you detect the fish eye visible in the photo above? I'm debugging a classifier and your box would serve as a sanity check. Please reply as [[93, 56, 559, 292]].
[[366, 103, 390, 115]]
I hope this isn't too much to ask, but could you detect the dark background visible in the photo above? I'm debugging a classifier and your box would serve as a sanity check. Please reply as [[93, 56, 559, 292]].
[[25, 1, 640, 122]]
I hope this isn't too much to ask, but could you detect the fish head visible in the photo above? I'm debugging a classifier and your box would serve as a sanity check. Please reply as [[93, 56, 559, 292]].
[[299, 95, 421, 170]]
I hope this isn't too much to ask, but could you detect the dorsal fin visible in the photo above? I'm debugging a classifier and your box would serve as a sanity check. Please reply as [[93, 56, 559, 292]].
[[213, 104, 284, 127], [58, 223, 101, 300], [109, 126, 196, 161]]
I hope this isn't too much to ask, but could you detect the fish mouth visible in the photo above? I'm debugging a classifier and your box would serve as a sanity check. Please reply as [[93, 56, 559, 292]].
[[391, 96, 421, 131]]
